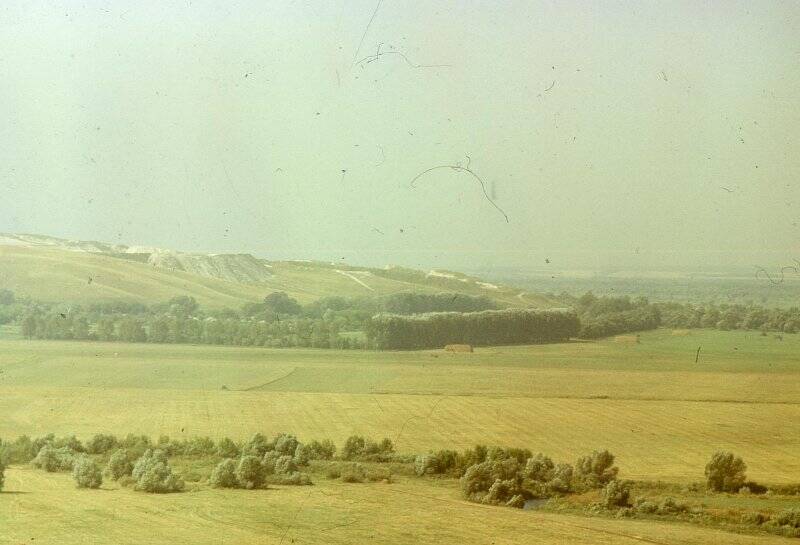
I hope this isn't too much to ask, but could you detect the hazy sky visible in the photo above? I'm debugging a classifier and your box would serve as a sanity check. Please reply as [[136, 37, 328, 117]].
[[1, 1, 799, 272]]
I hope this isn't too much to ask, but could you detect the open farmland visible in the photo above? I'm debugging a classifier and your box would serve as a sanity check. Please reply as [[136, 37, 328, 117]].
[[1, 329, 799, 484], [4, 465, 797, 545]]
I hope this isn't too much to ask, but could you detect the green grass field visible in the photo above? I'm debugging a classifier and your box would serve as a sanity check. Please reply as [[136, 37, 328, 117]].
[[2, 329, 799, 543]]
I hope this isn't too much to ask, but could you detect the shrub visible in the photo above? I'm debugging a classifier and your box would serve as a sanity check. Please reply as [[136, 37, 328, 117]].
[[414, 454, 436, 476], [365, 466, 393, 483], [120, 434, 152, 459], [739, 481, 767, 494], [275, 455, 297, 475], [483, 478, 525, 508], [272, 471, 312, 486], [574, 450, 618, 489], [273, 434, 300, 456], [262, 451, 280, 475], [118, 475, 137, 488], [85, 434, 119, 455], [0, 460, 5, 491], [656, 497, 689, 515], [524, 453, 555, 483], [460, 458, 524, 505], [306, 439, 336, 460], [632, 498, 657, 514], [293, 444, 310, 466], [216, 438, 240, 459], [32, 445, 76, 472], [236, 455, 265, 489], [705, 451, 747, 492], [3, 436, 35, 464], [741, 512, 769, 525], [341, 436, 366, 460], [105, 449, 133, 480], [184, 436, 216, 457], [72, 456, 103, 489], [54, 435, 85, 453], [340, 463, 366, 483], [547, 463, 574, 494], [156, 436, 187, 456], [771, 509, 800, 529], [242, 433, 270, 458], [132, 449, 184, 493], [600, 480, 631, 508], [209, 459, 239, 489]]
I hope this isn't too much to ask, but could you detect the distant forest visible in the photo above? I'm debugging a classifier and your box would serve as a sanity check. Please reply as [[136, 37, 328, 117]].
[[1, 287, 799, 350]]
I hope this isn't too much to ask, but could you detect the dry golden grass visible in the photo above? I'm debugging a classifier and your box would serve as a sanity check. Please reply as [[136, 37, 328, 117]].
[[2, 467, 795, 545], [1, 387, 798, 483]]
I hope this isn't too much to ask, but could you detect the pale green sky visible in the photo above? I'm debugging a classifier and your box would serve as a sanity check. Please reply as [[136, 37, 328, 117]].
[[1, 1, 798, 272]]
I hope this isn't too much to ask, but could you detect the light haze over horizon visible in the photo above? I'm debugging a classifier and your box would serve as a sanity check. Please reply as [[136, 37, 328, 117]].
[[1, 1, 799, 274]]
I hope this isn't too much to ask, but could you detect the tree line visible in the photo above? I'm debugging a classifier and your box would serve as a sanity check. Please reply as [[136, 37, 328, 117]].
[[365, 309, 580, 350]]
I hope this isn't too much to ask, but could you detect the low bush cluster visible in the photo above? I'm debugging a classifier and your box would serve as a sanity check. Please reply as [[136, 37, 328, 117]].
[[131, 449, 185, 493], [32, 445, 77, 472], [456, 448, 618, 508], [209, 433, 314, 489], [765, 509, 800, 538], [72, 456, 103, 489]]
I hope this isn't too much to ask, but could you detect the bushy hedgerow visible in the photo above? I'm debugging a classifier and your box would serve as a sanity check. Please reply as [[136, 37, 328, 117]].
[[85, 434, 119, 455], [132, 449, 184, 493], [705, 451, 747, 492], [340, 463, 367, 483], [32, 445, 76, 472], [460, 458, 525, 507], [574, 450, 618, 489], [341, 436, 366, 460], [273, 434, 300, 456], [306, 439, 336, 460], [236, 455, 265, 489], [183, 436, 216, 457], [209, 458, 239, 489], [271, 471, 312, 486], [416, 446, 533, 480], [120, 434, 153, 459], [600, 480, 631, 508], [631, 496, 689, 515], [72, 456, 103, 489], [766, 509, 800, 537], [341, 436, 396, 461], [275, 455, 297, 475], [522, 453, 574, 496], [216, 437, 240, 458], [242, 433, 270, 457], [105, 449, 133, 480]]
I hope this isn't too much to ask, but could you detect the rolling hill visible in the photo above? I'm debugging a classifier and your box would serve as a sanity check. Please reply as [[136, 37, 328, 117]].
[[0, 233, 555, 309]]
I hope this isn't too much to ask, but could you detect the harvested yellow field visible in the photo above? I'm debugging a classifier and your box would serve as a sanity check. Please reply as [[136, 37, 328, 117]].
[[1, 466, 795, 545], [1, 386, 797, 483]]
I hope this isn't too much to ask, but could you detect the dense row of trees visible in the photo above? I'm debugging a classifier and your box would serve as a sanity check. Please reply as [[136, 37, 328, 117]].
[[7, 287, 800, 350], [366, 309, 580, 350], [20, 312, 362, 349], [11, 291, 501, 349], [657, 301, 800, 333], [563, 293, 663, 339]]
